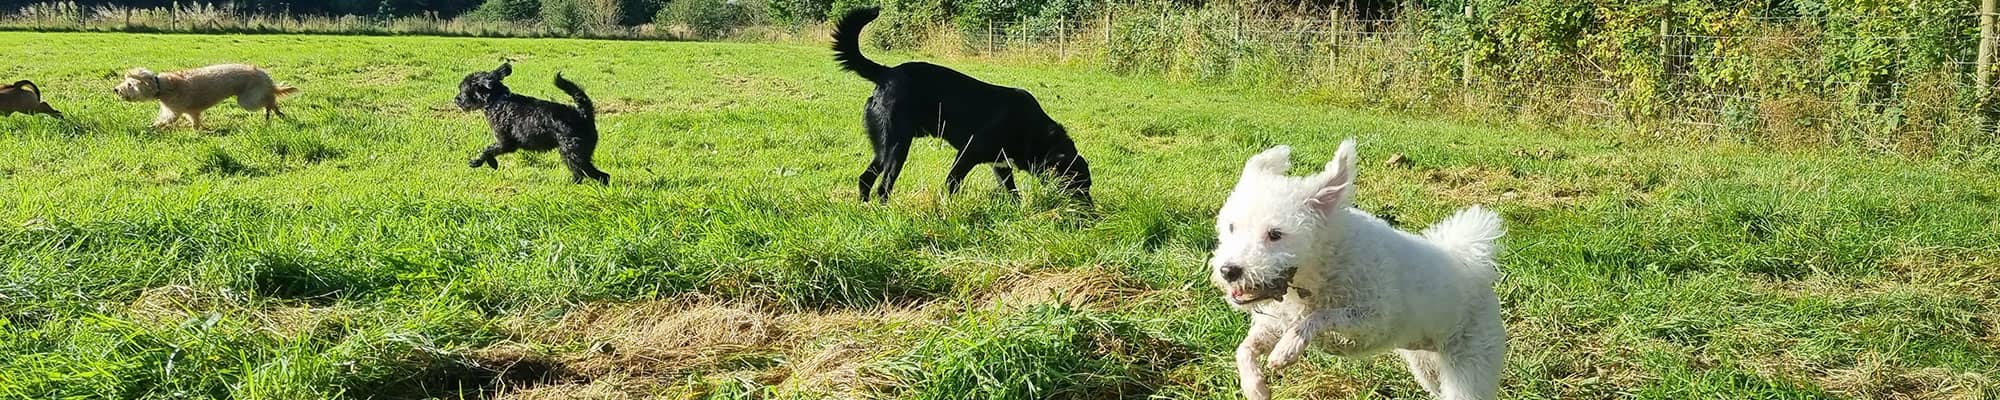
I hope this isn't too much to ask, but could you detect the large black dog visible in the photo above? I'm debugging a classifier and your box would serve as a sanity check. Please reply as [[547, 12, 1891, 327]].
[[833, 8, 1092, 203], [454, 62, 611, 185]]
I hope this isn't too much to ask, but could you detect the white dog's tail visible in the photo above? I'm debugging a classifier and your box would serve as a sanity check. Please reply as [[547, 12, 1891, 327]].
[[1422, 205, 1504, 284]]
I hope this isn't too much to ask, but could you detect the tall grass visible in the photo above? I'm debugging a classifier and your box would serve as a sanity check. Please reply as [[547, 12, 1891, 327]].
[[857, 4, 2000, 160]]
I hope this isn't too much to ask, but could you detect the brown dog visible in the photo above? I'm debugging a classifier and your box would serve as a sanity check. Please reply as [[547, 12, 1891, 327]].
[[113, 64, 298, 129], [0, 80, 61, 118]]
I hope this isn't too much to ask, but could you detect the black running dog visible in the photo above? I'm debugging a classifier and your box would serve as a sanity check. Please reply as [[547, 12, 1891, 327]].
[[454, 62, 610, 185], [833, 7, 1093, 203]]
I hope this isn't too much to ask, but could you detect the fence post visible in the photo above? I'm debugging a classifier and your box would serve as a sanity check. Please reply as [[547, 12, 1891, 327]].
[[1460, 3, 1473, 87], [1659, 8, 1671, 79], [1980, 0, 1997, 115], [1060, 15, 1068, 61]]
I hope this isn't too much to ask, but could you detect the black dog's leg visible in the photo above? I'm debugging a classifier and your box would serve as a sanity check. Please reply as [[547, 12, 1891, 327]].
[[944, 156, 982, 195], [858, 111, 891, 202], [471, 142, 514, 169], [557, 137, 610, 185], [858, 158, 884, 202], [875, 142, 911, 202], [992, 166, 1019, 197], [561, 152, 609, 185]]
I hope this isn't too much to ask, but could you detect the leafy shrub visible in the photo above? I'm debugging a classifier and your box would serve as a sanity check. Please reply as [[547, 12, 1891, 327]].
[[869, 0, 951, 50], [466, 0, 540, 21], [540, 0, 589, 35], [577, 0, 622, 30], [1104, 10, 1177, 74], [654, 0, 762, 39], [826, 0, 879, 22], [618, 0, 664, 25], [765, 0, 836, 24]]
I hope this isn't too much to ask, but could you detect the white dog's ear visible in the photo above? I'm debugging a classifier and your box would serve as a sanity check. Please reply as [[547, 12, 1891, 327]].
[[1306, 139, 1359, 213], [1241, 145, 1292, 181], [125, 68, 153, 79]]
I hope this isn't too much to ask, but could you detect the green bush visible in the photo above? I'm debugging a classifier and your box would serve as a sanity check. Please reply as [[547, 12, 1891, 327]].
[[766, 0, 841, 24], [618, 0, 665, 25], [1104, 10, 1177, 75], [577, 0, 623, 30], [868, 0, 951, 50], [655, 0, 762, 39], [540, 0, 589, 36], [466, 0, 541, 21]]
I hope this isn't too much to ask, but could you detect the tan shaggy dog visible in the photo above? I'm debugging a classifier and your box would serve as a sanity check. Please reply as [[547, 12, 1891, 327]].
[[113, 64, 298, 129]]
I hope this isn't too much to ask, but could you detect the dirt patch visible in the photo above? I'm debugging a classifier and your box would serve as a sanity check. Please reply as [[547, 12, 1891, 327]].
[[1882, 248, 2000, 303], [714, 73, 814, 101], [486, 297, 935, 398], [1818, 353, 1994, 400], [354, 63, 424, 87], [1421, 166, 1591, 208], [127, 285, 353, 339], [776, 340, 899, 396], [982, 269, 1148, 309], [128, 285, 237, 323], [595, 97, 668, 116], [490, 380, 635, 400]]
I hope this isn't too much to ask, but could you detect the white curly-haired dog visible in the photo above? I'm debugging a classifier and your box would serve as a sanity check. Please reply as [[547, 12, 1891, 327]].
[[113, 64, 298, 129], [1211, 139, 1506, 400]]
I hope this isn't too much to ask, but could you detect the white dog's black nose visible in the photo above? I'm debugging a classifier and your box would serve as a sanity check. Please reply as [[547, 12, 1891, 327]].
[[1220, 264, 1244, 282]]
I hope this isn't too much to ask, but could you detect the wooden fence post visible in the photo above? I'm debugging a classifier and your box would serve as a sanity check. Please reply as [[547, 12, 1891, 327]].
[[1460, 3, 1473, 87], [1059, 15, 1067, 60], [1979, 0, 1997, 116], [1659, 8, 1671, 82]]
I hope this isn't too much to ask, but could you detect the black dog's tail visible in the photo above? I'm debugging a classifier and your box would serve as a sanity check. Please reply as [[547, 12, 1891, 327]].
[[553, 73, 594, 121], [832, 7, 889, 84], [11, 80, 39, 96]]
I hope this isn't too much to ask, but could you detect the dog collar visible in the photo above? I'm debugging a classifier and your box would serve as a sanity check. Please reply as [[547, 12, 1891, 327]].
[[149, 74, 165, 96]]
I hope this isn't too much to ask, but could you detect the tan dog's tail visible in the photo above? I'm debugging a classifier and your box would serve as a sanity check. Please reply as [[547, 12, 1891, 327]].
[[274, 85, 301, 98]]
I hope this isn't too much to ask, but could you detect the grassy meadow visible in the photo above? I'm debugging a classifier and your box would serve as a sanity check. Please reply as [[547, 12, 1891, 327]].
[[1, 32, 1997, 399]]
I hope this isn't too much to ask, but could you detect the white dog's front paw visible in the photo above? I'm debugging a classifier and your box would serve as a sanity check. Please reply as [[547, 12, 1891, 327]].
[[1242, 381, 1271, 400], [1266, 332, 1308, 370]]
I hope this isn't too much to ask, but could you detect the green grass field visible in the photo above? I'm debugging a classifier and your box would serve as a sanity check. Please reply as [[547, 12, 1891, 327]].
[[1, 32, 1996, 399]]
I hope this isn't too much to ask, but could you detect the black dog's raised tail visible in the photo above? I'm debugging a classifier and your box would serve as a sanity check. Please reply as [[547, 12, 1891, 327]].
[[832, 7, 889, 83], [11, 80, 39, 95], [553, 73, 594, 121]]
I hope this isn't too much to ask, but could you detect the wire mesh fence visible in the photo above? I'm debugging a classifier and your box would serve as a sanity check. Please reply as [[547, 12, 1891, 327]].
[[0, 1, 676, 39], [6, 1, 1997, 151], [951, 10, 1998, 151]]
